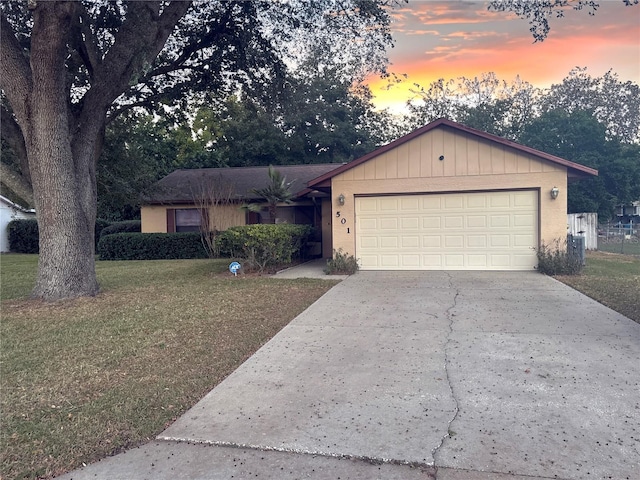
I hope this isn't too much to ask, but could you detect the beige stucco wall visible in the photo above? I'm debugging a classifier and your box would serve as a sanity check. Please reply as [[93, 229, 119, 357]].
[[141, 205, 169, 233], [141, 204, 246, 233], [330, 127, 568, 257]]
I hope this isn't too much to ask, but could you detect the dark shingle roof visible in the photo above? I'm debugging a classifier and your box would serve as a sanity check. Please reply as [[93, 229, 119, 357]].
[[143, 163, 342, 204]]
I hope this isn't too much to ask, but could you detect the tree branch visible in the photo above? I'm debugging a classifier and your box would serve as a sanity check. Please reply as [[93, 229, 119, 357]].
[[70, 2, 103, 80], [90, 1, 192, 109], [0, 13, 33, 127], [0, 161, 34, 207], [0, 105, 30, 182]]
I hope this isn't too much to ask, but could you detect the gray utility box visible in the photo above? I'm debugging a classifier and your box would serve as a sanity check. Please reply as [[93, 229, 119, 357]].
[[568, 234, 586, 266]]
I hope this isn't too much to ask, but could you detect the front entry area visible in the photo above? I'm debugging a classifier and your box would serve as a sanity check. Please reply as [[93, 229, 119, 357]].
[[355, 190, 538, 270]]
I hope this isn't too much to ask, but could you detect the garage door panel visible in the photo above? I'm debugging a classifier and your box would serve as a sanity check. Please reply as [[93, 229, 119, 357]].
[[360, 218, 377, 230], [380, 255, 400, 267], [491, 254, 512, 267], [514, 214, 534, 227], [356, 191, 538, 270], [401, 254, 421, 267], [444, 254, 464, 267], [422, 236, 441, 247], [490, 195, 511, 207], [467, 196, 487, 208], [422, 217, 441, 229], [514, 234, 535, 247], [401, 197, 420, 210], [513, 192, 535, 207], [444, 216, 464, 228], [358, 198, 378, 212], [360, 236, 378, 248], [379, 198, 399, 211], [444, 196, 464, 209], [467, 216, 487, 228], [421, 197, 442, 210], [467, 235, 487, 248], [402, 236, 420, 248], [467, 254, 488, 267], [444, 236, 464, 248], [422, 254, 443, 267], [380, 236, 398, 248], [379, 218, 398, 230], [514, 252, 536, 266], [490, 235, 510, 247], [401, 217, 420, 229], [490, 215, 510, 228]]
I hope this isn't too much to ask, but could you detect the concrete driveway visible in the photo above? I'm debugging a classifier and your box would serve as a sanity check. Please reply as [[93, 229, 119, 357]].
[[57, 271, 640, 480]]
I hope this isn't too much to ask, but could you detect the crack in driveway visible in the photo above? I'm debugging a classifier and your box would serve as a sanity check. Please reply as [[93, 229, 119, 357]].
[[431, 272, 461, 476]]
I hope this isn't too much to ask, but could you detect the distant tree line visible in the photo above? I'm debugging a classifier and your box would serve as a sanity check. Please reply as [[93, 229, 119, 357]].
[[85, 67, 639, 222]]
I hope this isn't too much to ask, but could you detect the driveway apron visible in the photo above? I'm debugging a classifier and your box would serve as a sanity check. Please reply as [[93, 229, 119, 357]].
[[58, 271, 640, 479], [159, 271, 639, 479]]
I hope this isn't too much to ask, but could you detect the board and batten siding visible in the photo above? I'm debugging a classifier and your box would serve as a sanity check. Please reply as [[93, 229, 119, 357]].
[[330, 127, 568, 262]]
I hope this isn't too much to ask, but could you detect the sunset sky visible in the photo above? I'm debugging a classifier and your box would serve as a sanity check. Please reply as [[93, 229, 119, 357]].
[[366, 0, 640, 112]]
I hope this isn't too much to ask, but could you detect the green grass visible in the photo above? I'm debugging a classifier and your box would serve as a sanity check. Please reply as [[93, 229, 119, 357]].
[[0, 254, 39, 301], [555, 251, 640, 323], [1, 254, 337, 479]]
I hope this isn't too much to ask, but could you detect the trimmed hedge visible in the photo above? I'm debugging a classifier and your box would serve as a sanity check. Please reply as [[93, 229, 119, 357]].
[[95, 219, 112, 248], [218, 224, 312, 272], [98, 232, 208, 260], [99, 220, 141, 238], [7, 218, 112, 252], [7, 219, 39, 253]]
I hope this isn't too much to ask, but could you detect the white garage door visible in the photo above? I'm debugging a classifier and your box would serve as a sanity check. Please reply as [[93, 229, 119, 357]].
[[356, 190, 538, 270]]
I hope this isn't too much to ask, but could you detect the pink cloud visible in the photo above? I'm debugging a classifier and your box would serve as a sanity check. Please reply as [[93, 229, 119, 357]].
[[369, 0, 639, 112]]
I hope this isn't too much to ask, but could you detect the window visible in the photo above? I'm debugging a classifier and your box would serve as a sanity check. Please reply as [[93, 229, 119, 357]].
[[167, 208, 206, 232]]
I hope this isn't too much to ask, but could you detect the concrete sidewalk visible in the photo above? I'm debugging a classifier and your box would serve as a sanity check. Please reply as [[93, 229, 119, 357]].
[[56, 272, 640, 480], [273, 258, 349, 280]]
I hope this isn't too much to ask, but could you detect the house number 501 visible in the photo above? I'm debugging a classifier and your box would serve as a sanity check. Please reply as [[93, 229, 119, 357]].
[[335, 212, 350, 233]]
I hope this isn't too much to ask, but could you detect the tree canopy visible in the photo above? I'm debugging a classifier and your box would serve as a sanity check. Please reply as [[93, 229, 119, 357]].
[[1, 0, 637, 300], [0, 0, 399, 300]]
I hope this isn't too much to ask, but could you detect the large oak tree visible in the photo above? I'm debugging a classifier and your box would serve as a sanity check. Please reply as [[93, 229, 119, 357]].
[[1, 0, 395, 300]]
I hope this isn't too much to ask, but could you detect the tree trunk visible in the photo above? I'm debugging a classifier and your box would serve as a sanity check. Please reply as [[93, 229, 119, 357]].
[[27, 2, 99, 300]]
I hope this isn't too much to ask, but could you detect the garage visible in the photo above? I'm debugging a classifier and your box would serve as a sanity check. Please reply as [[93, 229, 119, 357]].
[[304, 118, 598, 270], [355, 190, 538, 270]]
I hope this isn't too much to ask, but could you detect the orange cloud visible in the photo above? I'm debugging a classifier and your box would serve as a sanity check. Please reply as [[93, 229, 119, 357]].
[[368, 1, 640, 113]]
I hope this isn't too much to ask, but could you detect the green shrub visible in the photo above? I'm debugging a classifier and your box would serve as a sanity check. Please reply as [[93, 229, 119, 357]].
[[95, 219, 111, 249], [324, 248, 359, 275], [8, 218, 111, 253], [536, 239, 583, 275], [217, 224, 312, 272], [99, 220, 141, 237], [98, 232, 207, 260], [7, 219, 39, 253]]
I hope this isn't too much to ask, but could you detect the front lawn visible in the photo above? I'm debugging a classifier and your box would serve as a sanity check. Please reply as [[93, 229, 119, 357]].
[[0, 255, 337, 479], [555, 251, 640, 323]]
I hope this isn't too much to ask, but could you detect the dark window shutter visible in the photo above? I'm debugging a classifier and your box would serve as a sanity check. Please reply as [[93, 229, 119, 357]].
[[166, 209, 176, 233]]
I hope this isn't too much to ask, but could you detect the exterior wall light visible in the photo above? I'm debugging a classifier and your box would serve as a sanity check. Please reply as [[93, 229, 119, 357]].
[[337, 193, 345, 205], [550, 187, 559, 199]]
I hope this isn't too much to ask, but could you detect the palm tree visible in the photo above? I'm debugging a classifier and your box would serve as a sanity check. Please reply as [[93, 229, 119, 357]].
[[250, 166, 294, 223]]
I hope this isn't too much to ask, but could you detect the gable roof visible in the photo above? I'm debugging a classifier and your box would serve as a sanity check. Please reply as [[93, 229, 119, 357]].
[[143, 163, 342, 204], [303, 118, 598, 193]]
